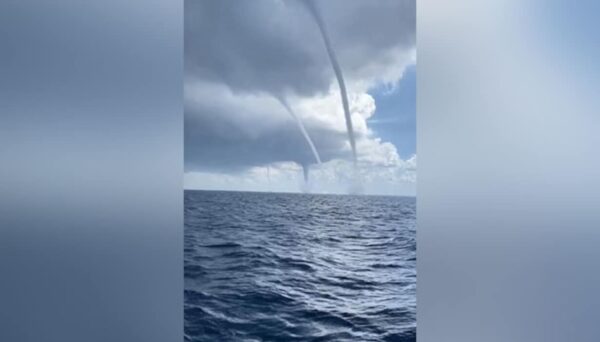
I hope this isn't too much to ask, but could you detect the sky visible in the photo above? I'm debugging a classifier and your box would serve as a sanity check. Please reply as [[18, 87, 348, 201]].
[[184, 0, 416, 196]]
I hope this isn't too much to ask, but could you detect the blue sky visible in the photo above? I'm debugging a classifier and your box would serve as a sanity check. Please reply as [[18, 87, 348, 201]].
[[368, 65, 416, 159]]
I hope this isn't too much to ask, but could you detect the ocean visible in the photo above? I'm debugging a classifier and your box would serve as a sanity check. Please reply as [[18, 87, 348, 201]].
[[184, 190, 416, 342]]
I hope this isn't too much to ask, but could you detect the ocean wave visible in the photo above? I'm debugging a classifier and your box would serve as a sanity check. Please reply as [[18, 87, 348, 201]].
[[185, 190, 416, 341]]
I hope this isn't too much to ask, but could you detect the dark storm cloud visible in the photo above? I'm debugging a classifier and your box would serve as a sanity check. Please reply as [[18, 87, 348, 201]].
[[184, 0, 415, 172], [184, 82, 352, 172], [185, 116, 350, 172], [185, 0, 330, 97]]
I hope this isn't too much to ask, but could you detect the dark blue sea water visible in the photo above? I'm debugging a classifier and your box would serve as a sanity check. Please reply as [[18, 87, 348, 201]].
[[185, 190, 416, 342]]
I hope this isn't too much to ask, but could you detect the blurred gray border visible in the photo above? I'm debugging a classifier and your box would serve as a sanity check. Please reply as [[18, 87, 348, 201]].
[[0, 1, 182, 341], [418, 1, 600, 341]]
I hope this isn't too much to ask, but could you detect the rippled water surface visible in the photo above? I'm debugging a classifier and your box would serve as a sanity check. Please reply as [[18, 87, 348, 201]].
[[185, 190, 416, 341]]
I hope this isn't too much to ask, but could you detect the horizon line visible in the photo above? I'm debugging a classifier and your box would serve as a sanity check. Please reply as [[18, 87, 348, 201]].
[[183, 188, 416, 198]]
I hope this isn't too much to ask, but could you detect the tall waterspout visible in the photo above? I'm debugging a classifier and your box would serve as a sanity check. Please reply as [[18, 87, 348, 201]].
[[303, 0, 357, 167]]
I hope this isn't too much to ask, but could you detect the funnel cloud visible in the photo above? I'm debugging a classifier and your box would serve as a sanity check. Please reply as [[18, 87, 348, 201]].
[[303, 0, 357, 166], [276, 95, 322, 166]]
